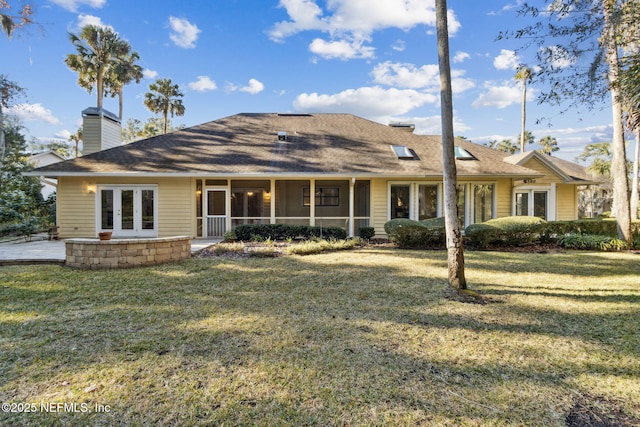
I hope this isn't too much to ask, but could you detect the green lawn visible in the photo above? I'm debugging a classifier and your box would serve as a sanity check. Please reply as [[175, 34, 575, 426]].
[[1, 248, 639, 426]]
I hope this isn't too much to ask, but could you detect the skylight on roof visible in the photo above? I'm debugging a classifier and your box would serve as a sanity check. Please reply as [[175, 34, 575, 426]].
[[391, 145, 417, 160], [454, 146, 476, 160]]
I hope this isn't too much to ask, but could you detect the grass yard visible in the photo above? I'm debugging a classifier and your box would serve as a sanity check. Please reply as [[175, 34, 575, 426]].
[[1, 248, 639, 426]]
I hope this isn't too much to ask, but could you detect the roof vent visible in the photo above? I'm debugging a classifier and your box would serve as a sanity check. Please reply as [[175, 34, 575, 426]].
[[389, 122, 415, 133], [277, 131, 287, 141]]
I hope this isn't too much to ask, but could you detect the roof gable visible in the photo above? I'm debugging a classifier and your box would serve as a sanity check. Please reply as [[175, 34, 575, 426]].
[[504, 151, 601, 184]]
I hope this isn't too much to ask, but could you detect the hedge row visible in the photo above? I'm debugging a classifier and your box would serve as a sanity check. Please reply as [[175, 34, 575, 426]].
[[384, 216, 640, 250], [384, 217, 446, 248], [232, 223, 347, 241], [464, 217, 640, 249]]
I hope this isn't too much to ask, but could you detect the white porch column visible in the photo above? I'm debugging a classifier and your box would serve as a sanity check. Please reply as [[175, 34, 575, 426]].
[[309, 179, 316, 226], [549, 183, 557, 221], [349, 178, 355, 237], [270, 179, 276, 224]]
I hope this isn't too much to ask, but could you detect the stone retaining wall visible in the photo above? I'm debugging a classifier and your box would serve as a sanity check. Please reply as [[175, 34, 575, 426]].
[[65, 236, 191, 269]]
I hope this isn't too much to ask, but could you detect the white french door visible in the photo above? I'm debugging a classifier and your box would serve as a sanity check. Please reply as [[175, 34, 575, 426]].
[[98, 186, 157, 237]]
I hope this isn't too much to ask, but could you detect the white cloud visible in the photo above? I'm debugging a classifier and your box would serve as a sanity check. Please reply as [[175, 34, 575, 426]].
[[143, 69, 158, 79], [168, 16, 201, 49], [293, 86, 437, 117], [269, 0, 461, 59], [392, 39, 405, 52], [227, 79, 266, 94], [76, 14, 113, 31], [6, 103, 60, 125], [493, 49, 520, 70], [239, 79, 265, 94], [371, 61, 475, 94], [50, 0, 106, 12], [188, 76, 217, 92], [453, 51, 470, 63], [472, 83, 521, 109], [372, 61, 439, 89], [310, 38, 375, 60], [56, 130, 72, 140]]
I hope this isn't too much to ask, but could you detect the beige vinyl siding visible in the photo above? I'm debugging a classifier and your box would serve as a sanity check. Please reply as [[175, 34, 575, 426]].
[[495, 178, 513, 218], [520, 158, 565, 185], [57, 176, 97, 238], [156, 177, 192, 237], [556, 184, 578, 220], [56, 176, 193, 238]]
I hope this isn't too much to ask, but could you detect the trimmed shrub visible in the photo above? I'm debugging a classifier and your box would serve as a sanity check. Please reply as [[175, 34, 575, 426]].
[[232, 224, 346, 241], [419, 217, 445, 228], [464, 223, 501, 249], [358, 226, 376, 240], [392, 225, 445, 249], [465, 216, 547, 247], [383, 218, 423, 236]]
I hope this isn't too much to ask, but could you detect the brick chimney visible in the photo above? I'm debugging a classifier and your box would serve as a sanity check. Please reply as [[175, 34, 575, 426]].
[[81, 107, 122, 155]]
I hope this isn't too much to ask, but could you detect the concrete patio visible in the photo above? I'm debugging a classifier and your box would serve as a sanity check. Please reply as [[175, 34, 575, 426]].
[[0, 235, 220, 266]]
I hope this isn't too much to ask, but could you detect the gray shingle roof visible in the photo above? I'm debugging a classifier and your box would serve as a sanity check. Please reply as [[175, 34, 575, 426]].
[[31, 113, 544, 178]]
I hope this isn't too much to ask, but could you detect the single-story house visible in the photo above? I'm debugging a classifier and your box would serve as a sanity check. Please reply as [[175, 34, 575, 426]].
[[27, 111, 599, 239]]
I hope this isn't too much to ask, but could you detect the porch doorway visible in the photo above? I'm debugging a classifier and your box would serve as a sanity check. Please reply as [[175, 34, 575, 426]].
[[206, 189, 228, 238]]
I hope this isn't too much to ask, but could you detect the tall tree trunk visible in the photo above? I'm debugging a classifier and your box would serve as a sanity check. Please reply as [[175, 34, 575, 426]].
[[520, 79, 527, 153], [604, 0, 631, 242], [435, 0, 466, 289], [163, 110, 168, 134], [118, 89, 123, 121], [631, 129, 639, 220]]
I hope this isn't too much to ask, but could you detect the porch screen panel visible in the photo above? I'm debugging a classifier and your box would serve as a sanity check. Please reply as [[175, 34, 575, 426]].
[[354, 181, 370, 217], [275, 180, 309, 218], [208, 191, 226, 216]]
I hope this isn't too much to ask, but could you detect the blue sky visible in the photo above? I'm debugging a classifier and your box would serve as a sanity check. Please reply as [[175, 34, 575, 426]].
[[2, 0, 624, 162]]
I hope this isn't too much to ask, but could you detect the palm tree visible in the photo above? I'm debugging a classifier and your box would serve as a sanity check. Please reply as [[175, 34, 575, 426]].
[[538, 135, 559, 156], [105, 51, 143, 120], [515, 65, 533, 153], [619, 55, 640, 219], [435, 0, 466, 290], [144, 78, 185, 134], [65, 25, 131, 110], [68, 127, 82, 158], [576, 142, 613, 178]]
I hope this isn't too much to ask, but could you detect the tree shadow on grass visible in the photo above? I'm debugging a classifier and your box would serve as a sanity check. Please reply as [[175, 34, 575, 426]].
[[1, 251, 639, 426]]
